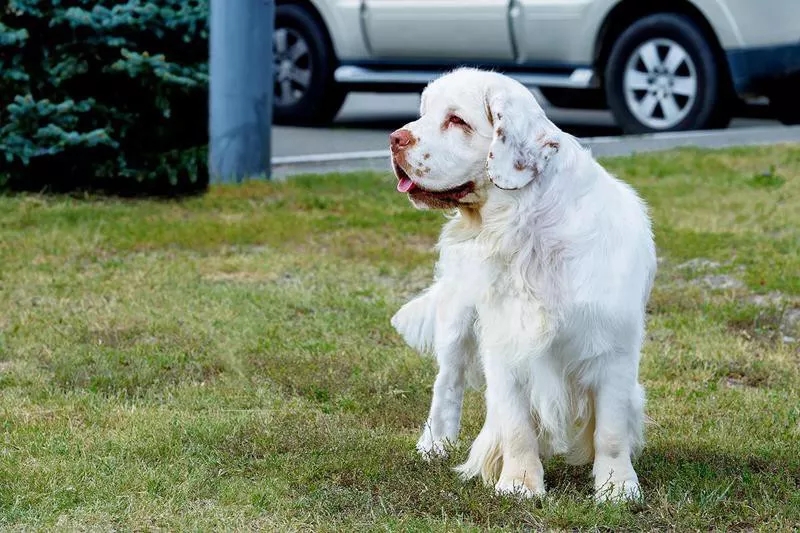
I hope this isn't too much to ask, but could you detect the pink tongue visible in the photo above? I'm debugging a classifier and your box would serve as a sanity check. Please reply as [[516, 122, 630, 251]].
[[397, 177, 417, 193]]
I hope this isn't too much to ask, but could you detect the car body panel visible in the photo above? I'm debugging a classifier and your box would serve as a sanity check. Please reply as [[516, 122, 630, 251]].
[[513, 0, 605, 65], [304, 0, 800, 97], [727, 43, 800, 93], [308, 0, 369, 59], [687, 0, 743, 48], [361, 0, 515, 60], [720, 0, 800, 48]]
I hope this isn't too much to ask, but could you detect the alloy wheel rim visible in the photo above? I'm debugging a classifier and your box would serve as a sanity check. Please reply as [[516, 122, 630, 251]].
[[623, 38, 698, 129], [273, 27, 312, 107]]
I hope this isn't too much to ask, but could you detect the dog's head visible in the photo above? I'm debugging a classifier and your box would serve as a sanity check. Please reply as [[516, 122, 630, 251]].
[[390, 68, 562, 210]]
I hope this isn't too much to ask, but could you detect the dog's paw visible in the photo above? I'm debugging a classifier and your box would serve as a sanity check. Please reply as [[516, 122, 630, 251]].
[[594, 477, 642, 503], [416, 432, 452, 461], [494, 475, 546, 499]]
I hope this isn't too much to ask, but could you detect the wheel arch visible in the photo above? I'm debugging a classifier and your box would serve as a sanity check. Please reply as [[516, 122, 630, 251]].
[[593, 0, 734, 96], [277, 0, 339, 64]]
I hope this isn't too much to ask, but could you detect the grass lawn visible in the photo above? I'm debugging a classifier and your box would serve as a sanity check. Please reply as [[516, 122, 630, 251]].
[[1, 145, 799, 531]]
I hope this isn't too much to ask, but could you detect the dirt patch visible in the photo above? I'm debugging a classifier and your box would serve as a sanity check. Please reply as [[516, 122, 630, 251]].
[[678, 258, 721, 271], [780, 308, 800, 341], [749, 292, 788, 307], [692, 274, 745, 290]]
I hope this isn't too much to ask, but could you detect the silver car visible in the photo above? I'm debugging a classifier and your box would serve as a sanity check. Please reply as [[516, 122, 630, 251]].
[[272, 0, 800, 133]]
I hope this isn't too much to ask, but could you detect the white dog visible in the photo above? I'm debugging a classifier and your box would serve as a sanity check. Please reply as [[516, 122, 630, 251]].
[[389, 68, 656, 501]]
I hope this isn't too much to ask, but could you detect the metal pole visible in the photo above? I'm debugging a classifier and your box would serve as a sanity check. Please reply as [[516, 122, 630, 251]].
[[209, 0, 274, 183]]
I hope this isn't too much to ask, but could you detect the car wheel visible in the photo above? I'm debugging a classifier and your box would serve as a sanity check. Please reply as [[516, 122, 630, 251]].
[[604, 13, 730, 134], [272, 4, 346, 126]]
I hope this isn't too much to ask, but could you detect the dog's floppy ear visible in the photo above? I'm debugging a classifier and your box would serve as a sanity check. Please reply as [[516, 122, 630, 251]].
[[485, 88, 560, 190]]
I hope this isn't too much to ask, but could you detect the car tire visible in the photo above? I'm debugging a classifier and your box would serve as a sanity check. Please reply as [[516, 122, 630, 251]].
[[272, 4, 346, 126], [604, 13, 731, 134]]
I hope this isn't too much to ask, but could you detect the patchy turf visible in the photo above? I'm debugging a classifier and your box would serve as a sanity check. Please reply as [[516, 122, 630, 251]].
[[1, 145, 798, 531]]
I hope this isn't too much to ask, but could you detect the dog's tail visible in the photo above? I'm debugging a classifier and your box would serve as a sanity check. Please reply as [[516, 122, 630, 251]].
[[564, 393, 596, 466], [454, 423, 502, 485]]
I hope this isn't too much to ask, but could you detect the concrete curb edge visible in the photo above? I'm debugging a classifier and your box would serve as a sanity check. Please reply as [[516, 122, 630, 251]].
[[271, 125, 800, 180]]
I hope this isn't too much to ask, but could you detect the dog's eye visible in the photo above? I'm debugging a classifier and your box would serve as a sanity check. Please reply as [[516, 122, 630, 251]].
[[447, 114, 470, 129]]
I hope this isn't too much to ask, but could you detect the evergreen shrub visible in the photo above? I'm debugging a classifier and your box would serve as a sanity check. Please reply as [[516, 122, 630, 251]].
[[0, 0, 210, 194]]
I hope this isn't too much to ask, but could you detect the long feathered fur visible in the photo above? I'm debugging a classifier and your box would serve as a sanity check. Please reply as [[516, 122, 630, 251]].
[[390, 68, 656, 499]]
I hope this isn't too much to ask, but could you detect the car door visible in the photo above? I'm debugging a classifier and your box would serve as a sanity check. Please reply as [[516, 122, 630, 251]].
[[512, 0, 611, 66], [361, 0, 515, 61]]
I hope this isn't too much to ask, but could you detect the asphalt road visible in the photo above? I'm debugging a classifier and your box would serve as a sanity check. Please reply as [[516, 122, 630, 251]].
[[272, 91, 780, 158]]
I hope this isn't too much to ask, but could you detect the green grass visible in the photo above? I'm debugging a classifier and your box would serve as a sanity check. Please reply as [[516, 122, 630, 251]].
[[1, 145, 799, 531]]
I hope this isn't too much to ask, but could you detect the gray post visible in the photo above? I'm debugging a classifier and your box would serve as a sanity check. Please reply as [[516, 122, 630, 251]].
[[209, 0, 274, 183]]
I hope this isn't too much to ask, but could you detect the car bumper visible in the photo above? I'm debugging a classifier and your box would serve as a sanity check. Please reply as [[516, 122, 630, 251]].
[[726, 42, 800, 95]]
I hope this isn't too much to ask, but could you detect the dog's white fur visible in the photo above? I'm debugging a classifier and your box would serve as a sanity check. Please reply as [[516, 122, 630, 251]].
[[390, 68, 656, 501]]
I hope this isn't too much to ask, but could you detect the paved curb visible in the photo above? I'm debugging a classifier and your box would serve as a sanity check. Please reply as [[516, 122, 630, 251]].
[[271, 125, 800, 180]]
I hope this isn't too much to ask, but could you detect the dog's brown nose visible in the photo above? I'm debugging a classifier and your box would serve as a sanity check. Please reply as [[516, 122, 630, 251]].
[[390, 129, 414, 152]]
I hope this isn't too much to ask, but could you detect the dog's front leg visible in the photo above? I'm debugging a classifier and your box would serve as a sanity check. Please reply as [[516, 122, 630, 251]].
[[589, 351, 645, 502], [592, 354, 644, 501], [468, 297, 551, 497], [415, 304, 477, 460], [393, 284, 478, 460], [485, 360, 546, 497]]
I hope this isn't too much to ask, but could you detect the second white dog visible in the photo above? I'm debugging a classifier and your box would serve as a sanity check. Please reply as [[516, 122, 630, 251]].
[[390, 68, 656, 501]]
